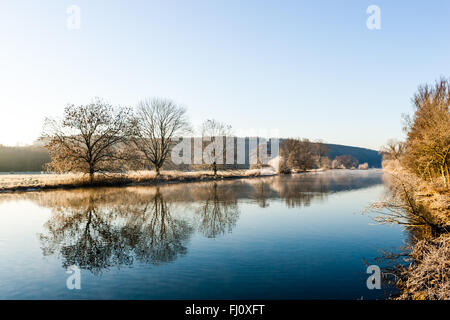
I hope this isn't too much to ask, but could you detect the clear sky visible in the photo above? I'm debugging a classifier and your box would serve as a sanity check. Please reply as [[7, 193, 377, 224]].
[[1, 0, 449, 149]]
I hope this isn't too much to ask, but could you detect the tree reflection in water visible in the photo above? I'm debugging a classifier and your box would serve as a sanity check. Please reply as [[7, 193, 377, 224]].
[[195, 182, 240, 238], [39, 188, 193, 274], [123, 188, 193, 265], [13, 170, 384, 274]]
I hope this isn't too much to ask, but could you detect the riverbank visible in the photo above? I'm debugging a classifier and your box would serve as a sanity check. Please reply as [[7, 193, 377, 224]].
[[382, 160, 450, 227], [0, 169, 278, 193], [380, 160, 449, 300], [0, 168, 374, 194]]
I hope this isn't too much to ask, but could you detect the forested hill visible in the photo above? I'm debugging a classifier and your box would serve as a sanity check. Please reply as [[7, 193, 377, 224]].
[[0, 142, 382, 172], [326, 144, 382, 168], [0, 145, 50, 172]]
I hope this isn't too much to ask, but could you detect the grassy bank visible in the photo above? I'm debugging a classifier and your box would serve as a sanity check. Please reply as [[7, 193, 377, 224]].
[[0, 169, 276, 193], [396, 233, 450, 300], [377, 160, 449, 300], [382, 160, 450, 228]]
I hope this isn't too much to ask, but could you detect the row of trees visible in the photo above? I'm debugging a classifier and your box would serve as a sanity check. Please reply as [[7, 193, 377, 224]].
[[279, 138, 362, 172], [372, 78, 450, 300], [43, 98, 233, 182], [382, 78, 450, 188], [43, 98, 368, 182], [279, 138, 324, 172]]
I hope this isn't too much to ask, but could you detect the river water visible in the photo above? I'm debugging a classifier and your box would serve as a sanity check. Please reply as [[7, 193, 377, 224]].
[[0, 170, 406, 299]]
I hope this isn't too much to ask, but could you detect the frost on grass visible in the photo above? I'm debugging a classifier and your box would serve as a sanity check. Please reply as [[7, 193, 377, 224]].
[[396, 234, 450, 300]]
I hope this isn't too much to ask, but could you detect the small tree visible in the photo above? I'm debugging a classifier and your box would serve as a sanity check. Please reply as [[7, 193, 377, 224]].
[[320, 156, 331, 169], [313, 140, 329, 168], [132, 98, 191, 175], [333, 154, 359, 169], [200, 119, 232, 176], [331, 158, 343, 169], [281, 138, 316, 172], [402, 78, 450, 187], [380, 139, 405, 162], [358, 162, 369, 170], [43, 98, 132, 183], [296, 139, 315, 171]]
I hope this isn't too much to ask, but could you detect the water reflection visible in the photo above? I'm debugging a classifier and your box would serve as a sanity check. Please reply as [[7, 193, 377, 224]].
[[195, 182, 240, 238], [39, 188, 193, 274], [1, 170, 384, 275]]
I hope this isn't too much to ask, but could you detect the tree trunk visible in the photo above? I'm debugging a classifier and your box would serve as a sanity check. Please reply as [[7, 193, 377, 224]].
[[441, 153, 449, 188], [445, 164, 449, 188], [89, 170, 94, 184], [213, 162, 217, 177], [440, 165, 447, 188]]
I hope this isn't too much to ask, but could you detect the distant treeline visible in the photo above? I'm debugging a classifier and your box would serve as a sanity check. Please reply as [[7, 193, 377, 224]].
[[0, 145, 50, 172], [0, 142, 382, 173]]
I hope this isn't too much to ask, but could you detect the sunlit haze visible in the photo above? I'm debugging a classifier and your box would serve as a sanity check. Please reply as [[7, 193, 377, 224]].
[[1, 0, 449, 149]]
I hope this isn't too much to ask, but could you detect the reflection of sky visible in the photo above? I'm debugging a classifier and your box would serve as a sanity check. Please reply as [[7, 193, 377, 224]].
[[0, 171, 405, 299]]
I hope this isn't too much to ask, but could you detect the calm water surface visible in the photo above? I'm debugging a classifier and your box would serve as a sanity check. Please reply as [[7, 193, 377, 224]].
[[0, 170, 406, 299]]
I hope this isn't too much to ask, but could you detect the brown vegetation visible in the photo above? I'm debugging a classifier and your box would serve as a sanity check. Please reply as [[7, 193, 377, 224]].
[[396, 233, 450, 300], [131, 98, 191, 175], [332, 154, 359, 169], [282, 138, 316, 172], [279, 138, 361, 172], [42, 99, 133, 183], [368, 78, 450, 300], [402, 78, 450, 187]]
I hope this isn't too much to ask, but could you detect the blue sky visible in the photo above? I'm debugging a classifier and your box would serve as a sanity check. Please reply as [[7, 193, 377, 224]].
[[0, 0, 449, 149]]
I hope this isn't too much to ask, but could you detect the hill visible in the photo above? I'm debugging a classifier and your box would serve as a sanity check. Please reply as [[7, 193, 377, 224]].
[[0, 145, 50, 172], [0, 141, 382, 172], [326, 143, 382, 168]]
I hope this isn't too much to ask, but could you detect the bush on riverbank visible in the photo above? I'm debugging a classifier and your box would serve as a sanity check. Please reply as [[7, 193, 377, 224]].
[[373, 78, 450, 300], [396, 233, 450, 300], [375, 160, 450, 300]]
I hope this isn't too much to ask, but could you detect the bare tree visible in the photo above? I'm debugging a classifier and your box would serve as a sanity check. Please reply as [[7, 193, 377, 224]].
[[380, 139, 406, 161], [42, 98, 132, 183], [200, 119, 233, 176], [132, 98, 191, 175], [313, 140, 329, 168], [281, 138, 315, 172], [195, 182, 240, 238], [333, 154, 359, 169], [402, 78, 450, 187]]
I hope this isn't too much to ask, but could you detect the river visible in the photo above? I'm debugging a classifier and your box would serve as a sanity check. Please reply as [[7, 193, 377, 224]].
[[0, 169, 406, 299]]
